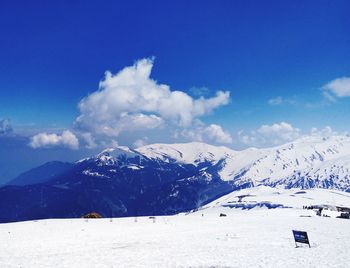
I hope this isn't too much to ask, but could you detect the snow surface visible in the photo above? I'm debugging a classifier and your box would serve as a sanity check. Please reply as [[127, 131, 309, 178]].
[[82, 170, 109, 178], [137, 142, 235, 165], [204, 185, 350, 210], [91, 147, 144, 166], [1, 187, 349, 268]]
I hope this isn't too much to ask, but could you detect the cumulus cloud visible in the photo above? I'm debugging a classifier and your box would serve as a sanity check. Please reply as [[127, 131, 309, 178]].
[[268, 96, 284, 105], [181, 123, 233, 144], [238, 122, 349, 148], [81, 132, 97, 149], [118, 113, 163, 132], [29, 130, 79, 150], [203, 124, 233, 144], [268, 96, 297, 106], [189, 86, 210, 97], [322, 77, 350, 98], [322, 91, 337, 102], [75, 58, 230, 137], [310, 126, 340, 137], [257, 122, 300, 141], [237, 130, 257, 146], [238, 122, 301, 147], [133, 138, 148, 148], [100, 139, 119, 148], [0, 119, 13, 135]]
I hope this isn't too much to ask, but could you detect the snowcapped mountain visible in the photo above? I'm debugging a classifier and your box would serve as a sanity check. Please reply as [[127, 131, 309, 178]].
[[1, 144, 234, 223], [229, 136, 350, 190], [137, 136, 350, 192], [1, 135, 350, 223]]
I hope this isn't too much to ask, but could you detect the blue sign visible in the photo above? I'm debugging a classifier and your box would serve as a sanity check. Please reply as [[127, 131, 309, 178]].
[[292, 230, 310, 247]]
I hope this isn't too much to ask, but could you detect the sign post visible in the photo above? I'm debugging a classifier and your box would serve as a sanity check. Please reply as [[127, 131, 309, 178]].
[[292, 230, 310, 248]]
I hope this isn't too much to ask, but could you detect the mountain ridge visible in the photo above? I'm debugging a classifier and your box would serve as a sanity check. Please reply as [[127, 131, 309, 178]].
[[1, 135, 350, 223], [136, 136, 350, 191]]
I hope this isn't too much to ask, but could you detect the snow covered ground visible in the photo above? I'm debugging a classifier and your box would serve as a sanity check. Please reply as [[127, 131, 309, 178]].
[[203, 185, 350, 210], [1, 187, 350, 268]]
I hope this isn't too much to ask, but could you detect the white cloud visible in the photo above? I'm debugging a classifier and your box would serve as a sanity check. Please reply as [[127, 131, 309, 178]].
[[95, 139, 119, 148], [268, 96, 283, 105], [268, 96, 297, 106], [238, 123, 349, 148], [310, 126, 338, 137], [0, 119, 13, 135], [119, 113, 163, 132], [29, 130, 79, 150], [75, 58, 230, 137], [322, 91, 336, 102], [257, 122, 300, 141], [81, 132, 97, 149], [238, 122, 301, 147], [133, 138, 148, 148], [99, 139, 119, 148], [204, 124, 233, 144], [189, 86, 210, 97], [322, 77, 350, 98], [181, 123, 233, 144], [237, 130, 257, 146]]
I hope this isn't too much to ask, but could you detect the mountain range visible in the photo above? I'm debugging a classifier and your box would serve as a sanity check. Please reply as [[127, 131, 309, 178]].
[[0, 135, 349, 223]]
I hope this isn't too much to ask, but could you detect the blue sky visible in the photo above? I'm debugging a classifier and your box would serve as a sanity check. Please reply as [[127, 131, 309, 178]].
[[1, 1, 350, 180]]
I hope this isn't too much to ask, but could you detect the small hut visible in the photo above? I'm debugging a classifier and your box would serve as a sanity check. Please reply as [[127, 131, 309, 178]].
[[82, 212, 102, 219]]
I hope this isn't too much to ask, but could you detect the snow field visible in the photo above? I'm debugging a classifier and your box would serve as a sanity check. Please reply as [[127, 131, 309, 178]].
[[0, 207, 349, 268]]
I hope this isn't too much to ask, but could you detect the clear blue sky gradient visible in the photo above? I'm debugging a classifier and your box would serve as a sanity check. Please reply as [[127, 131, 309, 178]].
[[1, 0, 350, 133]]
